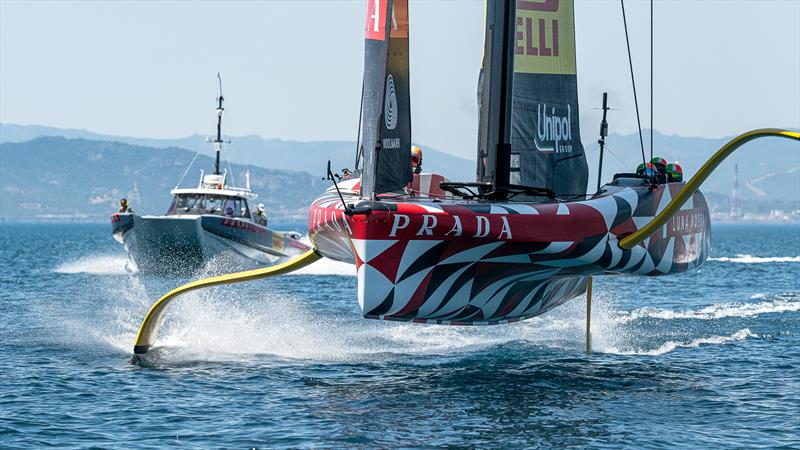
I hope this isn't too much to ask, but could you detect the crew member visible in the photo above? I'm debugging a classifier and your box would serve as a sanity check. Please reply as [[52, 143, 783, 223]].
[[666, 162, 683, 182], [341, 168, 353, 179], [650, 156, 669, 174], [411, 145, 423, 174], [635, 162, 657, 178], [254, 203, 268, 226], [118, 198, 133, 213]]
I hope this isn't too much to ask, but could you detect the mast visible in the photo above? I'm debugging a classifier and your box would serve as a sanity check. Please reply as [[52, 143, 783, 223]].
[[214, 73, 225, 175], [731, 163, 740, 220], [477, 0, 587, 199], [597, 92, 609, 192], [477, 0, 516, 192]]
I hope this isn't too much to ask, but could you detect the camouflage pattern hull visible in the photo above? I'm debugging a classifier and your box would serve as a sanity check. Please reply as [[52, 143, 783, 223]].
[[309, 178, 710, 325]]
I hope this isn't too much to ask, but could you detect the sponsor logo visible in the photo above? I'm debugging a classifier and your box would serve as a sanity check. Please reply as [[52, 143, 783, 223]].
[[388, 214, 513, 240], [389, 0, 408, 39], [382, 137, 401, 149], [668, 210, 708, 235], [384, 74, 398, 130], [514, 0, 576, 75], [309, 207, 514, 242], [365, 0, 387, 40], [220, 218, 266, 234], [272, 233, 285, 251], [535, 103, 574, 153]]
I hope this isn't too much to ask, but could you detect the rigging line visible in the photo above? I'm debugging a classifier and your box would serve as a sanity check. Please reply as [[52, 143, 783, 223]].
[[174, 137, 207, 189], [602, 144, 633, 169], [649, 0, 653, 162], [354, 77, 365, 171], [222, 110, 239, 188], [620, 0, 648, 174]]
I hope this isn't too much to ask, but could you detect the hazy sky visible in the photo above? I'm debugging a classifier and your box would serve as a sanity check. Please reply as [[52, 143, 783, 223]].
[[1, 0, 798, 159]]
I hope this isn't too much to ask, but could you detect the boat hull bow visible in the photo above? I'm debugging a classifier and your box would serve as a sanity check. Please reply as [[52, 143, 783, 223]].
[[309, 179, 710, 324], [112, 215, 309, 274]]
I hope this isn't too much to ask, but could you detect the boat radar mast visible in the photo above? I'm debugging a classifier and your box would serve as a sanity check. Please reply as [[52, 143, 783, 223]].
[[214, 73, 225, 175]]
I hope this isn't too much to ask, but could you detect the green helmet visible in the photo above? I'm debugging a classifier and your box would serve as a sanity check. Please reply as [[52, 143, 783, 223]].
[[666, 162, 683, 182], [651, 156, 668, 173]]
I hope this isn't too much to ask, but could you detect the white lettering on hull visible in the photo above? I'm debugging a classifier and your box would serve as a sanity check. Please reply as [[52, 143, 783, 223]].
[[389, 214, 410, 237]]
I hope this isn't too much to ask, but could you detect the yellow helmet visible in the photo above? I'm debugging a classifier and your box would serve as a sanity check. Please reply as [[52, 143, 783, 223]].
[[411, 145, 422, 167]]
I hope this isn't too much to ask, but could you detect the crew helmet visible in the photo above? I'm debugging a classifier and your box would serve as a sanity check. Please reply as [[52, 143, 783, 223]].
[[666, 162, 683, 182], [636, 162, 657, 177], [410, 145, 423, 167], [651, 156, 669, 173]]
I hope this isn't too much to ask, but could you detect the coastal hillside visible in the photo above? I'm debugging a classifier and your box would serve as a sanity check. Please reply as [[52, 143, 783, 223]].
[[1, 133, 797, 223], [0, 123, 477, 182], [0, 137, 327, 221], [3, 123, 798, 201]]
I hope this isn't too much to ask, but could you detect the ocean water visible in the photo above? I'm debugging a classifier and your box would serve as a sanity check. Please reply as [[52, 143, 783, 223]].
[[1, 222, 798, 448]]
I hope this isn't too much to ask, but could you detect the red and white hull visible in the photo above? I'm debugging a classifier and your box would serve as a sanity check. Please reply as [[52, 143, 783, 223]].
[[309, 176, 710, 325]]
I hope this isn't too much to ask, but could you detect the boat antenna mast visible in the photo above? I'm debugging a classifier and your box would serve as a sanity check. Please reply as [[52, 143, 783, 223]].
[[214, 73, 225, 176], [597, 92, 610, 192]]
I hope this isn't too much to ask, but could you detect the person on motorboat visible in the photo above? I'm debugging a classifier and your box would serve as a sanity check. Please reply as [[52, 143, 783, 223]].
[[411, 145, 423, 174], [254, 203, 268, 226], [118, 198, 133, 213]]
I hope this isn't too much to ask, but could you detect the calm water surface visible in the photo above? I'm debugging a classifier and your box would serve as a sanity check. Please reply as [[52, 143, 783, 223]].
[[1, 222, 798, 448]]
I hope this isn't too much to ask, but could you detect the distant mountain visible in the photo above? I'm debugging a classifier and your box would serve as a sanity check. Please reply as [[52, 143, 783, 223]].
[[0, 137, 328, 221], [3, 123, 798, 201], [0, 123, 477, 182], [584, 130, 800, 201]]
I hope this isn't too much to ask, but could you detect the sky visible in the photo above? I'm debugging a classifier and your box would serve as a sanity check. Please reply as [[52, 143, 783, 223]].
[[1, 0, 798, 160]]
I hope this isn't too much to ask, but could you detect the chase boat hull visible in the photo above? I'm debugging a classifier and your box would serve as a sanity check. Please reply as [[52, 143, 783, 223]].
[[112, 214, 309, 275]]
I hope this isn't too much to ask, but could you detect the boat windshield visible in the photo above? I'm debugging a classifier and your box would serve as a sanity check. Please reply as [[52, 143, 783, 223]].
[[167, 194, 250, 218]]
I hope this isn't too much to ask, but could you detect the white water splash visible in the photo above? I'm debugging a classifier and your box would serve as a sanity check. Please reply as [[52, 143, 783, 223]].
[[289, 258, 355, 276], [55, 255, 137, 275], [115, 289, 794, 365], [78, 254, 795, 364], [709, 254, 800, 263]]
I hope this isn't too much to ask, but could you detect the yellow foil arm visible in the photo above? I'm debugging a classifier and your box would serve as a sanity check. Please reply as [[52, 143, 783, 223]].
[[619, 129, 799, 250], [133, 249, 322, 355]]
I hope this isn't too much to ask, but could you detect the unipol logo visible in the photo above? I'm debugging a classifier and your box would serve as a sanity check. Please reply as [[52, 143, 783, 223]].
[[535, 103, 573, 153], [384, 74, 398, 130]]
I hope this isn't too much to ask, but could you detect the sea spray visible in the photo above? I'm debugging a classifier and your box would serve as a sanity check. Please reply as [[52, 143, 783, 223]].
[[54, 255, 135, 275]]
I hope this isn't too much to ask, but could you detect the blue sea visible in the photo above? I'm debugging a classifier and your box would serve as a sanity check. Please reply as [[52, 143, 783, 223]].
[[1, 222, 798, 448]]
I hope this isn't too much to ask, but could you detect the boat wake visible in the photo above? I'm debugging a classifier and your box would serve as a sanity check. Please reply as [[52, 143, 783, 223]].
[[598, 328, 757, 356], [709, 254, 800, 263], [616, 295, 800, 322]]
